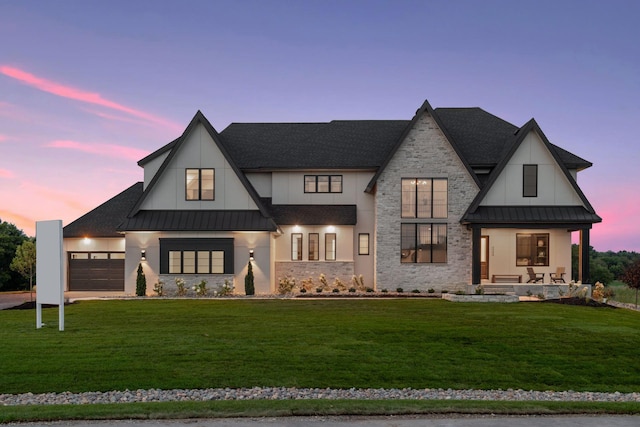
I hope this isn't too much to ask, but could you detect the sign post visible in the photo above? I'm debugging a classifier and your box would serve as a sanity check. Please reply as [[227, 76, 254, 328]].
[[36, 220, 64, 331]]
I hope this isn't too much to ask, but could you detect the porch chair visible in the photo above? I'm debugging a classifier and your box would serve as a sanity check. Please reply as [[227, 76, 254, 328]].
[[550, 267, 566, 283], [526, 267, 544, 283]]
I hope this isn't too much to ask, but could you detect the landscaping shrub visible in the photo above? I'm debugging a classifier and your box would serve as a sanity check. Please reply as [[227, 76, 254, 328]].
[[245, 261, 255, 295], [136, 263, 146, 296]]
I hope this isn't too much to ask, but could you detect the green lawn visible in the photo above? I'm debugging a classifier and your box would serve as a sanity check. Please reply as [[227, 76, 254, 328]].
[[1, 299, 639, 395]]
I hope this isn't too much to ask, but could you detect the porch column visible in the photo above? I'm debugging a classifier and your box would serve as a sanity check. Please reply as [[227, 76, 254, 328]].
[[471, 226, 481, 285], [579, 228, 591, 283]]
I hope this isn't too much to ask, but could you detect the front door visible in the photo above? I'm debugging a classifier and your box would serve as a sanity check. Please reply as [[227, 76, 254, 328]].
[[481, 236, 489, 280]]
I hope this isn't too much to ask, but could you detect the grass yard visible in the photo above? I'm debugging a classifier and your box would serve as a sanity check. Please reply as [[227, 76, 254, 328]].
[[609, 280, 640, 306], [1, 299, 639, 395]]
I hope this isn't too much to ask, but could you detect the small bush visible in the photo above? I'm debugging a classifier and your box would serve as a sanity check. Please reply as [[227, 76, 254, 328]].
[[277, 276, 296, 295], [332, 288, 339, 293], [365, 287, 374, 293], [175, 277, 187, 296], [441, 290, 449, 294], [455, 290, 466, 295], [396, 287, 404, 293], [428, 288, 435, 294], [136, 263, 146, 297], [475, 285, 484, 295], [153, 280, 164, 297], [381, 288, 388, 293], [193, 280, 208, 297], [411, 289, 420, 294], [244, 261, 255, 296], [316, 287, 323, 293], [218, 279, 234, 296], [348, 287, 356, 293]]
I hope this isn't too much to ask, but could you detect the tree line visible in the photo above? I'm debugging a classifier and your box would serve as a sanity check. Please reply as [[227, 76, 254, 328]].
[[571, 244, 640, 285]]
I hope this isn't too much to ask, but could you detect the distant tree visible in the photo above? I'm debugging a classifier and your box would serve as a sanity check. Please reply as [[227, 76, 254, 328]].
[[10, 239, 36, 299], [136, 263, 147, 296], [0, 219, 28, 291], [590, 258, 614, 285], [621, 259, 640, 308], [244, 261, 255, 296]]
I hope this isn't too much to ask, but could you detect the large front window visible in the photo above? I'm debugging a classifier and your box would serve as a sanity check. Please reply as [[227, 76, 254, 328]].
[[516, 233, 549, 266], [186, 168, 215, 200], [402, 178, 447, 218], [161, 238, 232, 274], [401, 223, 447, 263], [325, 233, 336, 260]]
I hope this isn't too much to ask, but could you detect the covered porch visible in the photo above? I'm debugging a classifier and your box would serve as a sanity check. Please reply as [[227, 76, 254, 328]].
[[463, 206, 602, 285]]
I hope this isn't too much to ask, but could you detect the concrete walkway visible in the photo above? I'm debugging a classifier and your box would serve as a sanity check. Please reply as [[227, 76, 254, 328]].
[[5, 415, 640, 427]]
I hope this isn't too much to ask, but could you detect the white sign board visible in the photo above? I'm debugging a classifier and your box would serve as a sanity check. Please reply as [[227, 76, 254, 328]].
[[36, 220, 64, 331]]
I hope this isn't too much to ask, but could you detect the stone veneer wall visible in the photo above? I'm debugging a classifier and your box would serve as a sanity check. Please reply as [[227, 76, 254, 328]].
[[158, 274, 236, 296], [275, 262, 355, 287], [374, 113, 479, 292]]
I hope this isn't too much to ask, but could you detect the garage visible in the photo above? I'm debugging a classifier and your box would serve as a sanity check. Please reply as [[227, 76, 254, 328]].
[[68, 252, 125, 291]]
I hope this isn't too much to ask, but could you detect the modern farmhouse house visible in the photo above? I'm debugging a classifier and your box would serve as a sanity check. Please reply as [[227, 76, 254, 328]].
[[62, 99, 601, 295]]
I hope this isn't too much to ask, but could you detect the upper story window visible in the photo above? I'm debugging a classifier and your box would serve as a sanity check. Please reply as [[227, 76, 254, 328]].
[[305, 175, 342, 193], [186, 168, 215, 200], [523, 164, 538, 197], [401, 178, 447, 218]]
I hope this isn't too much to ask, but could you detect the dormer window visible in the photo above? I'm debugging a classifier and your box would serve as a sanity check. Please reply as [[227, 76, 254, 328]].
[[186, 168, 215, 200], [523, 164, 538, 197]]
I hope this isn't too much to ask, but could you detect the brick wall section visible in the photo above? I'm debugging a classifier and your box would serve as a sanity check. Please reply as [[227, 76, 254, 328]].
[[374, 113, 479, 292], [275, 261, 355, 287]]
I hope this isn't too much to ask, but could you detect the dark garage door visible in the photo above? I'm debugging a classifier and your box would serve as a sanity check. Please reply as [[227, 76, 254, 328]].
[[68, 252, 125, 291]]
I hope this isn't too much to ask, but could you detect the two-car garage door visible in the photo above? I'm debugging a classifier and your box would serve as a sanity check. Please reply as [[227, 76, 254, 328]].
[[68, 252, 125, 291]]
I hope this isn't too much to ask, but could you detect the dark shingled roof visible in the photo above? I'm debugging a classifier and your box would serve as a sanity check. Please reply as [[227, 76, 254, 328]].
[[434, 108, 592, 170], [260, 199, 356, 225], [462, 206, 602, 226], [220, 120, 409, 170], [63, 182, 143, 238], [118, 210, 277, 232]]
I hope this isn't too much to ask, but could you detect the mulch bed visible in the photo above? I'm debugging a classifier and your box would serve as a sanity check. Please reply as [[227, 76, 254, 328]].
[[543, 297, 614, 308], [5, 301, 73, 310]]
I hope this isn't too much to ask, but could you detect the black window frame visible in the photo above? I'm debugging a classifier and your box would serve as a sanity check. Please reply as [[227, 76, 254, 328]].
[[304, 175, 343, 193], [291, 233, 303, 261], [185, 168, 215, 201], [160, 238, 233, 274], [358, 233, 370, 255], [308, 233, 319, 261], [400, 223, 447, 264], [325, 233, 337, 261], [523, 164, 538, 198], [401, 178, 448, 219], [516, 233, 549, 266]]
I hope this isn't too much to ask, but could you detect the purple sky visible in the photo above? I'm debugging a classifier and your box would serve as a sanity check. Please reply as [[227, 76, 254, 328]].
[[1, 0, 638, 251]]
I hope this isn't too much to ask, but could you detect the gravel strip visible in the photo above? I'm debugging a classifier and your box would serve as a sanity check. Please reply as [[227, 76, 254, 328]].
[[2, 387, 639, 406]]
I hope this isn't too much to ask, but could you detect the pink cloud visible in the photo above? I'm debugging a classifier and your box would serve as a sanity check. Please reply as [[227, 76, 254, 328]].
[[0, 168, 15, 178], [45, 139, 149, 161], [0, 65, 182, 132], [0, 134, 7, 142], [19, 181, 92, 214], [0, 210, 35, 237]]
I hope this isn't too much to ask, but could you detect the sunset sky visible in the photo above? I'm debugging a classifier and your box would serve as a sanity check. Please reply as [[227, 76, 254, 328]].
[[1, 0, 638, 252]]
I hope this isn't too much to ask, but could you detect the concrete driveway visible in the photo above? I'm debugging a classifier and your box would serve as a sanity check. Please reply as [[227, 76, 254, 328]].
[[0, 292, 34, 310]]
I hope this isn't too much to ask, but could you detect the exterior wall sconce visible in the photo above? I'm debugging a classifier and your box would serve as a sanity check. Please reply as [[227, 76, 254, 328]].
[[249, 249, 254, 261], [141, 249, 146, 261]]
